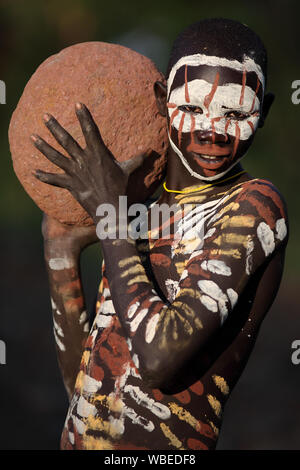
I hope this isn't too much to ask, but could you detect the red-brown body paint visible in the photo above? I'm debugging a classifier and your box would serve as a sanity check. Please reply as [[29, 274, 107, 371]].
[[232, 122, 241, 158], [250, 77, 261, 112], [169, 108, 179, 135], [204, 72, 220, 117], [178, 112, 186, 147], [211, 116, 222, 144], [239, 69, 247, 106], [247, 120, 255, 134], [224, 118, 231, 142]]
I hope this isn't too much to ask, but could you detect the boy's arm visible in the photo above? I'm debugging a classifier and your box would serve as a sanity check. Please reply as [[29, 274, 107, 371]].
[[99, 185, 288, 389], [42, 214, 98, 399]]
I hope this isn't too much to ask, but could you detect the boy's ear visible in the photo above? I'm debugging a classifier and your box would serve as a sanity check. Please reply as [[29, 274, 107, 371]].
[[259, 92, 275, 128], [154, 81, 168, 117]]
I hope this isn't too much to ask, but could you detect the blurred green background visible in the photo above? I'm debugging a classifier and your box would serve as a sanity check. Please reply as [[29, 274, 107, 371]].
[[1, 0, 300, 450]]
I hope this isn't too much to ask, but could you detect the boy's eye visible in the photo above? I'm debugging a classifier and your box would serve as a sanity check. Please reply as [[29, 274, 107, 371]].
[[178, 105, 203, 114], [225, 110, 249, 120]]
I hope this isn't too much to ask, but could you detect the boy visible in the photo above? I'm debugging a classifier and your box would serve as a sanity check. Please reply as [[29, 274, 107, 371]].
[[32, 18, 288, 450]]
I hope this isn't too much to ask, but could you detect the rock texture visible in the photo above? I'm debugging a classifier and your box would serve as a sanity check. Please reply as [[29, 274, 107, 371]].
[[9, 42, 168, 226]]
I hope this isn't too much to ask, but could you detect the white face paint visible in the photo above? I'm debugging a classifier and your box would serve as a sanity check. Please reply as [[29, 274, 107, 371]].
[[167, 53, 265, 181], [168, 80, 260, 140]]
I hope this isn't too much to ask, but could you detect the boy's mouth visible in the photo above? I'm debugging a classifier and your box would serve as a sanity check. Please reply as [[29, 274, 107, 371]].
[[186, 142, 232, 170], [186, 142, 231, 156], [192, 153, 228, 168]]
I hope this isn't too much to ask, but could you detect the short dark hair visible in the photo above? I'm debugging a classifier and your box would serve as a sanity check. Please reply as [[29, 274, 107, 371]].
[[166, 18, 268, 81]]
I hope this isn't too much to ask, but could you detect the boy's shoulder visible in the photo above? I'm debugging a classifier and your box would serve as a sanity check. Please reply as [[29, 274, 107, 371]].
[[228, 177, 289, 246], [234, 177, 288, 219]]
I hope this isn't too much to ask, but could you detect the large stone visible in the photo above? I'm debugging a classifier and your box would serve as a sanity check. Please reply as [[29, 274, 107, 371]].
[[9, 42, 168, 226]]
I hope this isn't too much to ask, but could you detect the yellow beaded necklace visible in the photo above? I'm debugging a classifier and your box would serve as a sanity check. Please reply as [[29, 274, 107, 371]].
[[163, 170, 247, 194]]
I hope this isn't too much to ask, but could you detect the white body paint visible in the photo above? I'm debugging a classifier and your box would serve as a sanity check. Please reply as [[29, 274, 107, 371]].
[[129, 308, 148, 333], [201, 259, 232, 276], [53, 328, 66, 351], [127, 301, 140, 319], [167, 54, 265, 93], [275, 218, 287, 241], [74, 416, 86, 435], [101, 300, 114, 315], [49, 257, 74, 270], [200, 294, 218, 313], [124, 384, 171, 419], [77, 396, 97, 418], [53, 317, 64, 337], [226, 288, 239, 309], [83, 374, 102, 394], [165, 279, 180, 302], [198, 280, 238, 324], [79, 310, 87, 324], [171, 195, 231, 258], [96, 314, 113, 329], [257, 221, 275, 256], [245, 236, 254, 275], [169, 80, 260, 139], [145, 313, 160, 343]]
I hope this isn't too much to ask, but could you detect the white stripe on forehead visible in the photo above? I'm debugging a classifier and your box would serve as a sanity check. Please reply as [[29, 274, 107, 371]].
[[169, 79, 260, 112], [167, 53, 265, 94]]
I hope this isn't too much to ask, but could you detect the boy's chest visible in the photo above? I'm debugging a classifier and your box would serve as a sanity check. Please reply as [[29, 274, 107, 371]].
[[137, 194, 228, 303]]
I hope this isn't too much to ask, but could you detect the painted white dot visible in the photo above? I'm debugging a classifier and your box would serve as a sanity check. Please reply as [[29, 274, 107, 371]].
[[145, 313, 160, 344], [127, 302, 140, 319], [130, 309, 148, 333], [200, 295, 218, 312], [275, 218, 287, 241], [96, 314, 113, 329], [83, 374, 102, 394], [257, 222, 275, 256], [201, 259, 232, 276], [79, 310, 87, 325], [48, 257, 74, 270], [226, 288, 239, 309]]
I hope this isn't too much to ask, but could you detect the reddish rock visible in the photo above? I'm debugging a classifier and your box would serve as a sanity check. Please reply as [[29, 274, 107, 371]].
[[9, 42, 168, 226]]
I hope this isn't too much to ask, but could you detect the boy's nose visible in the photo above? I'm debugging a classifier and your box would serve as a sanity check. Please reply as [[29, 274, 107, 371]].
[[194, 130, 228, 144]]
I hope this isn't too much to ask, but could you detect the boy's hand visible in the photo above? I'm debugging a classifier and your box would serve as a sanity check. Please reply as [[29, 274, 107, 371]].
[[31, 103, 130, 223]]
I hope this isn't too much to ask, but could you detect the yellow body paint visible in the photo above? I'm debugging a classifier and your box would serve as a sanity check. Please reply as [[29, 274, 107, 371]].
[[160, 423, 185, 449], [169, 402, 201, 432], [118, 256, 141, 268], [207, 394, 222, 418], [212, 375, 230, 395]]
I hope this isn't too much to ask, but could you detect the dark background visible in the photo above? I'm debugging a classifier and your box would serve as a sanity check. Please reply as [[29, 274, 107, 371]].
[[1, 0, 300, 450]]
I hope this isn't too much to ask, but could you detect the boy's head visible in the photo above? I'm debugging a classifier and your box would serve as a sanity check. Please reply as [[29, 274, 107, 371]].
[[155, 18, 274, 181]]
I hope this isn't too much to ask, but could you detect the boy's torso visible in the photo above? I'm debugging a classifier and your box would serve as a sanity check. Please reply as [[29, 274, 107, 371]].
[[60, 178, 286, 450]]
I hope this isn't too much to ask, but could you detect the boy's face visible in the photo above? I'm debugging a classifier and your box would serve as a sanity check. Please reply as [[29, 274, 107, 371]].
[[166, 54, 265, 181]]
